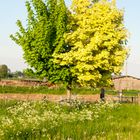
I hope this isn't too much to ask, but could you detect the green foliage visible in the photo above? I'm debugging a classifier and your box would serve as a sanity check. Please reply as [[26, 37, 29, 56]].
[[10, 0, 72, 86], [0, 65, 9, 78]]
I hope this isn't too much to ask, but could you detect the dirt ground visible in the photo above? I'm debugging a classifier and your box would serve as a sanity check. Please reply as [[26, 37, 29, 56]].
[[0, 94, 140, 104], [0, 94, 115, 102]]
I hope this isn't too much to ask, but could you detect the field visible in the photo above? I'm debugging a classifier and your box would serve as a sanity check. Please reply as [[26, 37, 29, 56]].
[[0, 82, 139, 139], [0, 100, 140, 140]]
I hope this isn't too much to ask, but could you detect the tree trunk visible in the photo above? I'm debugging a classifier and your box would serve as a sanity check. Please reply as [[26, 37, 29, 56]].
[[66, 85, 71, 100]]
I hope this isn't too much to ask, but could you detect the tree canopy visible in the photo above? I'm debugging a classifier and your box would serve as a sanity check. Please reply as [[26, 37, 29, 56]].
[[54, 0, 128, 87], [10, 0, 72, 86]]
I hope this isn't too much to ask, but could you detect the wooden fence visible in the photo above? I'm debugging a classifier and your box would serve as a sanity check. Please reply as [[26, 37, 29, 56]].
[[111, 95, 139, 103]]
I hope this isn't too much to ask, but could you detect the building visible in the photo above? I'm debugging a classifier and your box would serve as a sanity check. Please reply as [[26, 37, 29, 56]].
[[113, 76, 140, 90]]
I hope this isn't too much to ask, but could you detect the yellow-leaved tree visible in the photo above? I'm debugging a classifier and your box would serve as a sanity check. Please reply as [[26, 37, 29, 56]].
[[54, 0, 128, 88]]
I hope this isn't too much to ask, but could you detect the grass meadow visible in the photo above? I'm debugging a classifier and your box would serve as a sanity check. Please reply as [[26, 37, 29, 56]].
[[0, 99, 140, 140]]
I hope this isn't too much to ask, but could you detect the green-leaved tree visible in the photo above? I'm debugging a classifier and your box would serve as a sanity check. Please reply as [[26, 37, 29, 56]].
[[10, 0, 73, 96]]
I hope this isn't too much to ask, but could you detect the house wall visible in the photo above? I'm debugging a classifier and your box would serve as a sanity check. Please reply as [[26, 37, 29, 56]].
[[113, 77, 140, 90]]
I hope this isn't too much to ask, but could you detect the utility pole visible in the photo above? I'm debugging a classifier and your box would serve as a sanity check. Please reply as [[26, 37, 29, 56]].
[[125, 46, 130, 90], [125, 45, 130, 76], [125, 59, 128, 76]]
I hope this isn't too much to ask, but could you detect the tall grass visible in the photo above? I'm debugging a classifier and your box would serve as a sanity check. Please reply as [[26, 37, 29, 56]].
[[0, 100, 140, 139]]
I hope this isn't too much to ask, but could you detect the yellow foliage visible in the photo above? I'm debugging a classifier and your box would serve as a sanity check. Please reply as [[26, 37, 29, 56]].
[[54, 0, 128, 87]]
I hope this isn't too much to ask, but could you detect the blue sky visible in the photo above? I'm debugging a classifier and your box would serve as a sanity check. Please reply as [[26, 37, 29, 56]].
[[0, 0, 140, 78]]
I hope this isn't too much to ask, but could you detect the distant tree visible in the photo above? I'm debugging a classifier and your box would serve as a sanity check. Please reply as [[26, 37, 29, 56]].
[[54, 0, 128, 87], [13, 71, 24, 78], [0, 64, 9, 78]]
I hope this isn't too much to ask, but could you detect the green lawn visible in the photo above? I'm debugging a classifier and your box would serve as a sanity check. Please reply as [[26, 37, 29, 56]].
[[0, 85, 139, 96]]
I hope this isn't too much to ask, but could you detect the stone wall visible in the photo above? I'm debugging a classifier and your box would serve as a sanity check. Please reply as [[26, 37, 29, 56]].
[[0, 79, 55, 87]]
